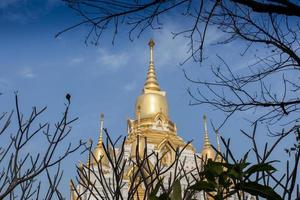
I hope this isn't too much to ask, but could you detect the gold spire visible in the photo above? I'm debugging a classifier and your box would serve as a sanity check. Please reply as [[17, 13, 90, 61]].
[[144, 39, 160, 91], [97, 113, 104, 147], [135, 39, 168, 119], [87, 138, 93, 164], [89, 114, 109, 167], [203, 114, 211, 148], [201, 114, 215, 160], [215, 129, 223, 162], [215, 129, 221, 153]]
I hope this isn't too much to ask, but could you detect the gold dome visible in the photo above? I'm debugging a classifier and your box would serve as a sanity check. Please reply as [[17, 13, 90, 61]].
[[201, 147, 215, 160], [92, 144, 109, 166], [135, 39, 169, 119], [135, 91, 168, 119]]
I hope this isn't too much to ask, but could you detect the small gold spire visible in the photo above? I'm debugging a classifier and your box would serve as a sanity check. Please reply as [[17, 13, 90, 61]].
[[215, 129, 221, 153], [203, 114, 211, 148], [144, 39, 160, 91], [92, 114, 106, 164], [201, 114, 215, 161], [215, 129, 223, 162], [90, 114, 110, 167], [98, 113, 104, 146]]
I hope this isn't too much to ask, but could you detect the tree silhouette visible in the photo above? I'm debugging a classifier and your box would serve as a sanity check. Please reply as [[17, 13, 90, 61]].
[[58, 0, 300, 132], [59, 1, 300, 199], [0, 95, 83, 199]]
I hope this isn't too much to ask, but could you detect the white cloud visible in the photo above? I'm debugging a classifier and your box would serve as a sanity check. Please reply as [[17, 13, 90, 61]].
[[0, 0, 36, 23], [97, 49, 130, 71], [20, 67, 36, 78], [153, 25, 188, 68], [204, 26, 225, 45], [151, 21, 225, 68]]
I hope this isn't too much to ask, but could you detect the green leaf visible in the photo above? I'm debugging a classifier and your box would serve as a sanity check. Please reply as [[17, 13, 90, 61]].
[[189, 181, 216, 192], [218, 173, 231, 188], [236, 182, 283, 200], [158, 193, 170, 200], [170, 179, 182, 200], [226, 162, 249, 179], [205, 160, 224, 176], [242, 151, 250, 164], [237, 162, 251, 171], [227, 166, 242, 179], [149, 179, 163, 200], [246, 163, 276, 177]]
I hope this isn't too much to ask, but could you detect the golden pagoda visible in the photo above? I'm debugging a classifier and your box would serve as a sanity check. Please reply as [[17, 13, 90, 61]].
[[126, 39, 195, 159], [70, 39, 227, 200]]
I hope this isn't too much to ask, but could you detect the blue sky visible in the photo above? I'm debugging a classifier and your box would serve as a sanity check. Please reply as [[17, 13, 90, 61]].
[[0, 0, 297, 197]]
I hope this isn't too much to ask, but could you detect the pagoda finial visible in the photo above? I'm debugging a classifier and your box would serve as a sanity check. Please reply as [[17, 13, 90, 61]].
[[203, 114, 211, 148], [98, 113, 104, 146], [215, 129, 222, 162], [144, 39, 160, 91], [215, 129, 221, 153], [200, 114, 215, 160], [149, 39, 155, 63]]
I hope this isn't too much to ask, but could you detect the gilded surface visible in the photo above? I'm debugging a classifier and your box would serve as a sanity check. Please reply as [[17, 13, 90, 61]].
[[71, 39, 224, 200]]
